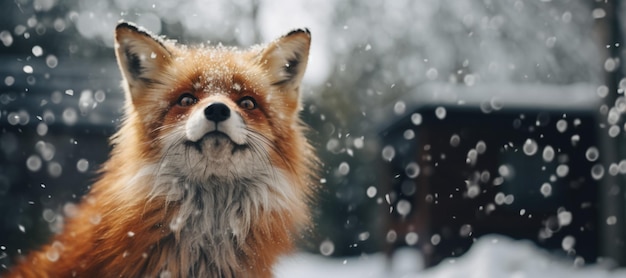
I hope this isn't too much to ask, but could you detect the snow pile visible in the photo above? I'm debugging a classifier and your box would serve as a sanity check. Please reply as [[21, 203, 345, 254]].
[[416, 235, 625, 278], [275, 235, 626, 278]]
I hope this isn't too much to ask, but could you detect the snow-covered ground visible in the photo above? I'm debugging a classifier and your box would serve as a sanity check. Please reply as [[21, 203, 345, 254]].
[[275, 235, 626, 278]]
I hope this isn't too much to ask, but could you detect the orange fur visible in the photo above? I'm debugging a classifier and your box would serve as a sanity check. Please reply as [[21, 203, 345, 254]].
[[4, 22, 316, 278]]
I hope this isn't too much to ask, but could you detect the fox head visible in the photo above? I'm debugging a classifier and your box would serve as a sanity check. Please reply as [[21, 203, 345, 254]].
[[111, 22, 315, 240], [113, 22, 311, 178]]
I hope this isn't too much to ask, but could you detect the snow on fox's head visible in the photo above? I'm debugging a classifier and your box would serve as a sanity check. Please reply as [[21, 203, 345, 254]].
[[113, 22, 312, 185]]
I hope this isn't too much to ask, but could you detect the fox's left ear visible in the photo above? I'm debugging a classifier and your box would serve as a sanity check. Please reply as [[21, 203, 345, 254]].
[[114, 22, 173, 99], [258, 29, 310, 94]]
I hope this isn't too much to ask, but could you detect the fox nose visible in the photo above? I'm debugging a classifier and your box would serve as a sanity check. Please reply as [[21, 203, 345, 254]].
[[204, 102, 231, 123]]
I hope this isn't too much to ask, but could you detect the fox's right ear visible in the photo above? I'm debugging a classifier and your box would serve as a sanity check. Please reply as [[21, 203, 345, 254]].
[[114, 22, 172, 94]]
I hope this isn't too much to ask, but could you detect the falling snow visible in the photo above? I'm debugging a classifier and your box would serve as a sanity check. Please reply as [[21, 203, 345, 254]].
[[1, 1, 625, 277]]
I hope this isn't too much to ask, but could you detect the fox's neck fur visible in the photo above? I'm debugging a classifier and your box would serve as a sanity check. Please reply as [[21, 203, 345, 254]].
[[5, 22, 315, 278], [80, 143, 306, 277]]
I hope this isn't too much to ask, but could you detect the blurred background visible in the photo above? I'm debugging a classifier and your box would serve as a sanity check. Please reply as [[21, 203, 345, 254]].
[[1, 0, 626, 273]]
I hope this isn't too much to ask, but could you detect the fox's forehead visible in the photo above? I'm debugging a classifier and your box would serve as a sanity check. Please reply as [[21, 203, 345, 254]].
[[171, 48, 264, 94]]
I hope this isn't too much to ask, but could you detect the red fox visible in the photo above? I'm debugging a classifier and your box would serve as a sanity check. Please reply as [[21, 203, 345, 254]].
[[5, 22, 316, 278]]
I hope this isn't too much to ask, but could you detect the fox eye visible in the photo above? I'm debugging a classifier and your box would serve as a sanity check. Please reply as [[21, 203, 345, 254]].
[[238, 96, 257, 110], [177, 93, 197, 107]]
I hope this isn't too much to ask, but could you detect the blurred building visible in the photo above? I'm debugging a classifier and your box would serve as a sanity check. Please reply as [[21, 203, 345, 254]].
[[377, 84, 620, 266], [373, 1, 626, 268]]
